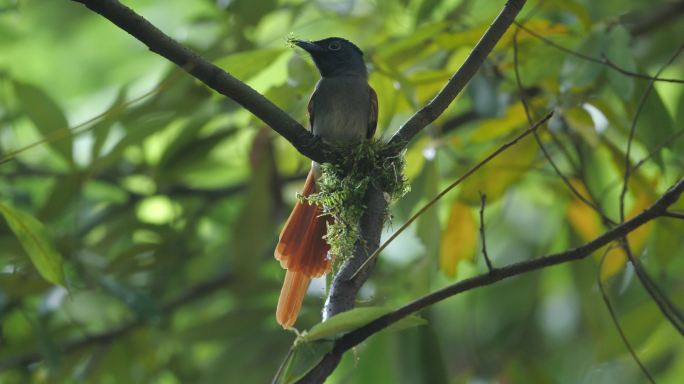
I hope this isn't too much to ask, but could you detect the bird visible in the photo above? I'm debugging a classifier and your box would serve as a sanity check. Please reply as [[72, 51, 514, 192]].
[[274, 37, 378, 328]]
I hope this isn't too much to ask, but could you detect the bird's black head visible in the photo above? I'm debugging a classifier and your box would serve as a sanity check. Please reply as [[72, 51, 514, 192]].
[[294, 37, 367, 78]]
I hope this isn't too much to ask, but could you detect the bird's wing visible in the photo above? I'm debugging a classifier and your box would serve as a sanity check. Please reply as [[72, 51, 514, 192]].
[[307, 88, 317, 133], [368, 86, 378, 139]]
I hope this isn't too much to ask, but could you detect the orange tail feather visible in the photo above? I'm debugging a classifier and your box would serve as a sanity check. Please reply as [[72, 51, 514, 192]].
[[274, 169, 331, 328], [276, 270, 311, 328]]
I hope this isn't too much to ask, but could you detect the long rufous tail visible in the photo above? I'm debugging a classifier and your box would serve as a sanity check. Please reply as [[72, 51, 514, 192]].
[[275, 169, 331, 328]]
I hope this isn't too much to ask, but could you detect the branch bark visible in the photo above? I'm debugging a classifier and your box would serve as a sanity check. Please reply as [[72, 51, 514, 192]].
[[70, 0, 332, 163], [388, 0, 527, 148], [298, 178, 684, 382]]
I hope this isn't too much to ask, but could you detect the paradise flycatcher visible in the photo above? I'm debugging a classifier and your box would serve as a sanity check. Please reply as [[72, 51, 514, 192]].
[[275, 37, 378, 328]]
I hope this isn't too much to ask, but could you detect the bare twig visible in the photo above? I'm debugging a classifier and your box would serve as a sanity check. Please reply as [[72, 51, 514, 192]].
[[298, 178, 684, 382], [632, 128, 684, 172], [514, 22, 684, 84], [478, 192, 494, 272], [351, 112, 553, 280], [620, 240, 684, 336], [388, 0, 528, 148], [597, 248, 655, 383], [664, 211, 684, 220], [512, 28, 616, 225], [70, 0, 330, 163]]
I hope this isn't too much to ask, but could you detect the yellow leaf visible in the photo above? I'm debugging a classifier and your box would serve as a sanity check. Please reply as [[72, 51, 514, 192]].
[[566, 179, 601, 241], [600, 246, 627, 281], [567, 200, 601, 241], [600, 184, 655, 281], [626, 189, 653, 251], [439, 201, 477, 277], [471, 104, 528, 142], [460, 135, 537, 204]]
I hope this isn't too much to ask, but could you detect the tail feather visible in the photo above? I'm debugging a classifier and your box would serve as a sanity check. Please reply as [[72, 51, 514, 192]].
[[276, 270, 311, 328], [274, 169, 331, 328], [275, 169, 331, 277]]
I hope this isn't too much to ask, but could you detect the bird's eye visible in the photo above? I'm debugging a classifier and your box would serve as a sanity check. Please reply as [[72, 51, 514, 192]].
[[328, 41, 341, 51]]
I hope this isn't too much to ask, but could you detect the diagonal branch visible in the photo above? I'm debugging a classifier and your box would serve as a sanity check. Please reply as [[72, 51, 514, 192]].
[[388, 0, 527, 148], [298, 178, 684, 382], [70, 0, 331, 163]]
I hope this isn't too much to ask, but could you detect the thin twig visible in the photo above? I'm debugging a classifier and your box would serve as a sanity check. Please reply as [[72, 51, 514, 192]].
[[514, 22, 684, 84], [632, 128, 684, 172], [620, 239, 684, 336], [597, 248, 655, 383], [478, 192, 494, 272], [512, 28, 616, 225], [298, 177, 684, 382], [350, 112, 553, 280], [620, 45, 684, 222], [664, 211, 684, 220]]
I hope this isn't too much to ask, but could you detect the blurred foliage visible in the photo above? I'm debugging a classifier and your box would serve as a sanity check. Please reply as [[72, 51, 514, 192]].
[[1, 0, 683, 383]]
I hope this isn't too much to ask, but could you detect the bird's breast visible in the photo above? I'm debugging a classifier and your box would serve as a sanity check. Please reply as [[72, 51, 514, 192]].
[[311, 77, 371, 145]]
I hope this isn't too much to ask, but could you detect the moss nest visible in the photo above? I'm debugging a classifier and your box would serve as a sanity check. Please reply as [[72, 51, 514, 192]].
[[302, 141, 410, 261]]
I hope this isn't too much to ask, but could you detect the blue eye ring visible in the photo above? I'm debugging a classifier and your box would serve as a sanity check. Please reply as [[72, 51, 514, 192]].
[[328, 41, 341, 51]]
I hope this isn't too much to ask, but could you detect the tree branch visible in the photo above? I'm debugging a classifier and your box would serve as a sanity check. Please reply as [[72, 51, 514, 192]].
[[70, 0, 332, 163], [664, 211, 684, 220], [388, 0, 527, 148], [298, 178, 684, 382], [322, 185, 386, 320], [478, 193, 494, 272]]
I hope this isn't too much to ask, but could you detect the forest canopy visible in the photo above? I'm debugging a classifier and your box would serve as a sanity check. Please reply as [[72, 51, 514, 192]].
[[1, 0, 683, 383]]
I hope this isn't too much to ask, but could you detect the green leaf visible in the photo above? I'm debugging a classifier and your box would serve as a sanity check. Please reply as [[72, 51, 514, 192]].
[[12, 80, 73, 165], [91, 87, 128, 159], [0, 202, 65, 286], [301, 306, 426, 342], [215, 48, 287, 82], [416, 0, 441, 23], [39, 173, 82, 220], [674, 90, 684, 155], [416, 159, 441, 266], [629, 80, 675, 168], [605, 26, 636, 100], [439, 200, 477, 277], [561, 31, 606, 88], [97, 275, 161, 322]]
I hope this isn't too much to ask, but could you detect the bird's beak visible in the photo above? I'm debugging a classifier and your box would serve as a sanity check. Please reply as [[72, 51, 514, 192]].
[[294, 40, 325, 53]]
